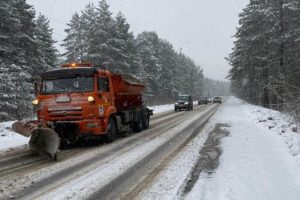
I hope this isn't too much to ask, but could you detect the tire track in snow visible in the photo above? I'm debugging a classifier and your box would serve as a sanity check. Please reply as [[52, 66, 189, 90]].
[[87, 105, 218, 200], [178, 123, 230, 198], [3, 105, 208, 200]]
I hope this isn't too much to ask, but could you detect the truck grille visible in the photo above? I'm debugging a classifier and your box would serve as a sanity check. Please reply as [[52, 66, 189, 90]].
[[48, 106, 82, 112], [48, 106, 83, 118]]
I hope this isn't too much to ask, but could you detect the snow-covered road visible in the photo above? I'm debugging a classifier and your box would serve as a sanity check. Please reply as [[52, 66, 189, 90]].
[[135, 97, 300, 200], [0, 103, 217, 200], [1, 97, 300, 200], [186, 97, 300, 200]]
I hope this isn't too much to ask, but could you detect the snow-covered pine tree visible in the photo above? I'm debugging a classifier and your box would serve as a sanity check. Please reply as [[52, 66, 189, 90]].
[[228, 0, 273, 106], [80, 3, 98, 62], [34, 13, 58, 77], [174, 51, 204, 99], [0, 1, 58, 121], [12, 0, 37, 67], [229, 0, 300, 116], [61, 1, 205, 104], [0, 0, 20, 64], [136, 31, 204, 102], [136, 31, 161, 99], [273, 0, 300, 119], [62, 12, 87, 62], [0, 62, 33, 121], [156, 39, 177, 99], [109, 12, 139, 74], [0, 0, 36, 121], [87, 0, 115, 67]]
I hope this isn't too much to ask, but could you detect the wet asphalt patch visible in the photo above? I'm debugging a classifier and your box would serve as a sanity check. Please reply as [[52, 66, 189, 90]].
[[180, 123, 230, 197]]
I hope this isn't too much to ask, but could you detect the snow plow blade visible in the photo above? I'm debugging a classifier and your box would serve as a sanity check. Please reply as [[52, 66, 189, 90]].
[[29, 128, 60, 160], [12, 121, 37, 137], [12, 121, 60, 160]]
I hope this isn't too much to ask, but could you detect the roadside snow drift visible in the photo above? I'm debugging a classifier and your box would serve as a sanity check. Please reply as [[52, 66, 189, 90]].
[[186, 97, 300, 200], [0, 121, 29, 151]]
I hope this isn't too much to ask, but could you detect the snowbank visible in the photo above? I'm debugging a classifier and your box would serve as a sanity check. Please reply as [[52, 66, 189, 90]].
[[148, 104, 174, 114], [246, 101, 300, 165], [0, 121, 29, 151], [186, 97, 300, 200], [149, 101, 198, 114]]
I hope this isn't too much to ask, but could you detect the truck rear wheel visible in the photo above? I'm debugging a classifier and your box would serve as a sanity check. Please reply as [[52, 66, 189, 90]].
[[105, 118, 116, 143], [143, 113, 150, 129], [134, 112, 143, 132]]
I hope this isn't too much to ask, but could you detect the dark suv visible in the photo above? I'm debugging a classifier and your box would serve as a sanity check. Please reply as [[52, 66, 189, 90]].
[[175, 95, 193, 111], [198, 97, 209, 105]]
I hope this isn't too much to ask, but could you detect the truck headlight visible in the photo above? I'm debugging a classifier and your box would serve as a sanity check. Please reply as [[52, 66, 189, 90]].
[[32, 99, 39, 105], [184, 102, 188, 105], [88, 96, 95, 102]]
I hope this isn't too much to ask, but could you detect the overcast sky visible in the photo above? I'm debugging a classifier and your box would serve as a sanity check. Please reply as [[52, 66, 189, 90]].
[[27, 0, 249, 81]]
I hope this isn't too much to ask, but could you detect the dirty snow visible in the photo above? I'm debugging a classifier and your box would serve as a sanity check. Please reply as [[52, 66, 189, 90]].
[[0, 121, 29, 151]]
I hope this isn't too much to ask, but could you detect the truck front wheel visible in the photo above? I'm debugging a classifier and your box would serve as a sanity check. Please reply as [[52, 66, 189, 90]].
[[105, 118, 116, 143]]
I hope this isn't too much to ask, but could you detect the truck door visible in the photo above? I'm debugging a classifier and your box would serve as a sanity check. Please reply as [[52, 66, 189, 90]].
[[97, 77, 111, 117]]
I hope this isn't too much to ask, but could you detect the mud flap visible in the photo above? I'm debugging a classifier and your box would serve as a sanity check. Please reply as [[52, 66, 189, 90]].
[[29, 128, 60, 160]]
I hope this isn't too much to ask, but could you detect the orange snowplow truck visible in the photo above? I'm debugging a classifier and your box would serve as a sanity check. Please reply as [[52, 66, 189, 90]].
[[13, 63, 153, 159]]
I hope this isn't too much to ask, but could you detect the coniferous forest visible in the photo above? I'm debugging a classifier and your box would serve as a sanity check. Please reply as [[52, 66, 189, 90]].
[[61, 1, 206, 105], [0, 0, 230, 121], [0, 0, 57, 121], [228, 0, 300, 122]]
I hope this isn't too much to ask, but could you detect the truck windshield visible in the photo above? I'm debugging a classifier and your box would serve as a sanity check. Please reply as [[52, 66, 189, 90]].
[[41, 76, 94, 94]]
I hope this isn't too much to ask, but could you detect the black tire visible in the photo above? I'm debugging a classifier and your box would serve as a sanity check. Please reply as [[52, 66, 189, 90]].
[[175, 107, 178, 112], [143, 113, 150, 129], [134, 112, 143, 132], [53, 153, 57, 161], [105, 118, 116, 143]]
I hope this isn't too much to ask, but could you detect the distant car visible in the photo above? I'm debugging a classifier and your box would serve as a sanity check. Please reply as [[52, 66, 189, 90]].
[[175, 95, 193, 111], [213, 96, 222, 103], [198, 97, 209, 105]]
